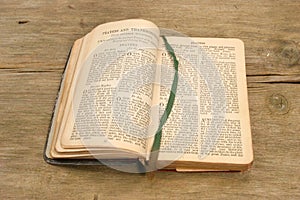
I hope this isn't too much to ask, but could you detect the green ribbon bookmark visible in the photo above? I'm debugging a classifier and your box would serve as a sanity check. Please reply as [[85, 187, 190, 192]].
[[148, 36, 179, 170]]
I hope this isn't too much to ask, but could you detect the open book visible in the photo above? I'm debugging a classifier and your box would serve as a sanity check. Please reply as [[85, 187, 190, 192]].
[[44, 19, 253, 172]]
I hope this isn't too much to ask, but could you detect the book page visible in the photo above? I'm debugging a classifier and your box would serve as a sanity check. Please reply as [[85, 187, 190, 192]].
[[47, 38, 84, 159], [56, 19, 160, 157], [155, 37, 252, 165]]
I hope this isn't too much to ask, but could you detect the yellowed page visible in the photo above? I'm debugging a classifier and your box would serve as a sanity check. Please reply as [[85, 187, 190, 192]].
[[47, 38, 84, 158], [56, 19, 160, 157], [155, 37, 253, 167]]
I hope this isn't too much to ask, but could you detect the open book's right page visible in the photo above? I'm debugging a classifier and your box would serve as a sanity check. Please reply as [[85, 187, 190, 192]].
[[156, 37, 253, 166]]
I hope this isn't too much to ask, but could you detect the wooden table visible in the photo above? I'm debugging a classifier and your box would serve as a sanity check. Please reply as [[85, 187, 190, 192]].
[[1, 0, 299, 199]]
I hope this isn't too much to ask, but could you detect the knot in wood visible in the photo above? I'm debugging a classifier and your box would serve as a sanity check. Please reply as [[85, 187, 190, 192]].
[[268, 93, 289, 114], [280, 45, 299, 66]]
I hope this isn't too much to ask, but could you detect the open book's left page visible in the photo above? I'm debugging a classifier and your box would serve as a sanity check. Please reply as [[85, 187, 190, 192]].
[[47, 19, 160, 159]]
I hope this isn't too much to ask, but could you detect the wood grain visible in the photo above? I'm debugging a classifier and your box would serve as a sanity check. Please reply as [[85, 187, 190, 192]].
[[0, 0, 299, 199]]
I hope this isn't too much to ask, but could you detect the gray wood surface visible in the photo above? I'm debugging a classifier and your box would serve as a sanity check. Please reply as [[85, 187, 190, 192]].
[[0, 0, 299, 199]]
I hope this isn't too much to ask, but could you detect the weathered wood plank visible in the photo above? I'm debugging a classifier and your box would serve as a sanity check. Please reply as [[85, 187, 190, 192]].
[[0, 0, 299, 199]]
